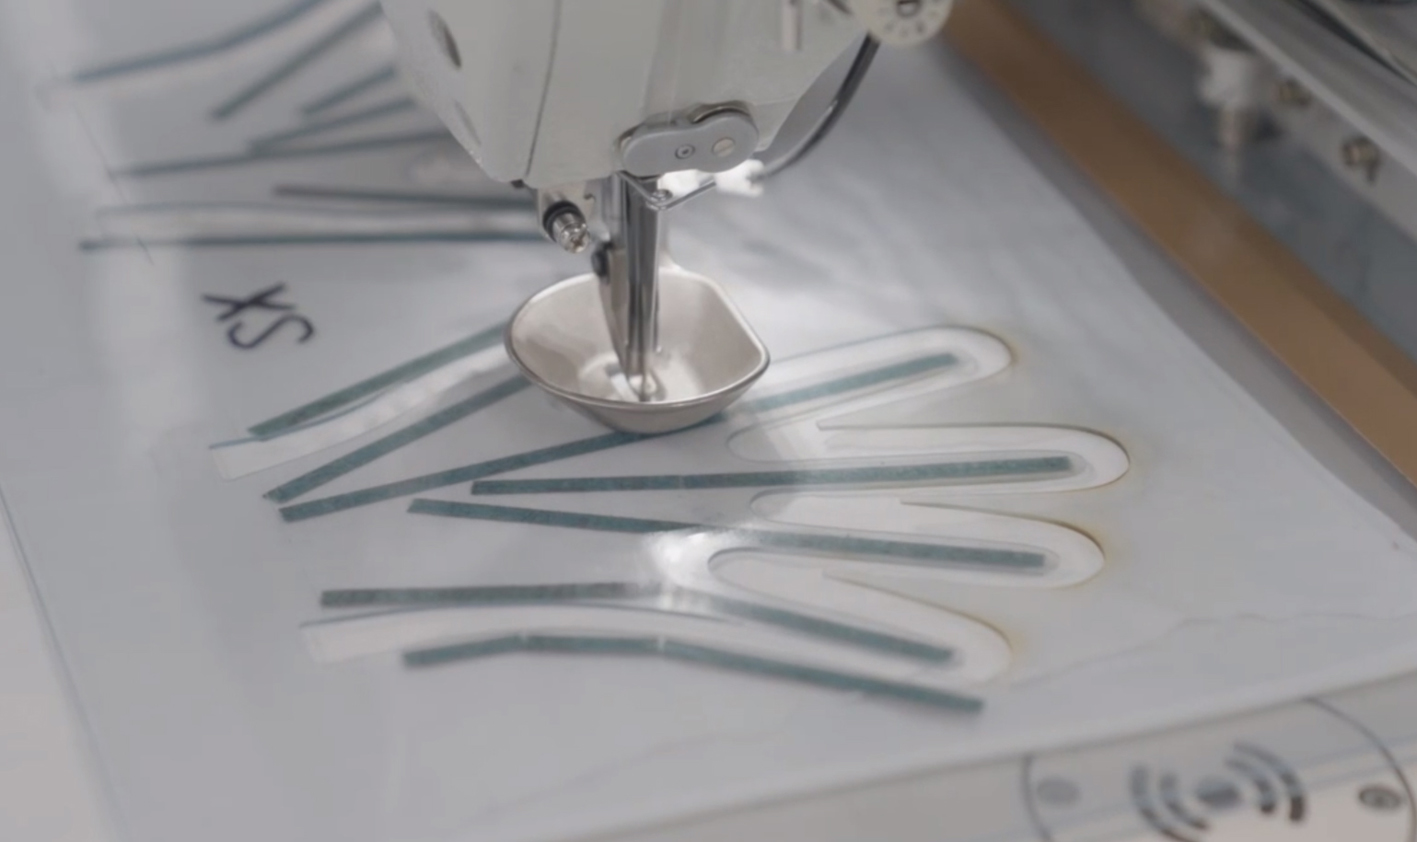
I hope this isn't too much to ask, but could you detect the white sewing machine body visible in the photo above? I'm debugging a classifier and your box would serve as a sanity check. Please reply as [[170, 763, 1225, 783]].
[[381, 1, 901, 434], [380, 0, 863, 187]]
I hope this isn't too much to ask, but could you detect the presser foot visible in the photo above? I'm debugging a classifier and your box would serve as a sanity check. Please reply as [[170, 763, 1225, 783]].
[[504, 268, 769, 435]]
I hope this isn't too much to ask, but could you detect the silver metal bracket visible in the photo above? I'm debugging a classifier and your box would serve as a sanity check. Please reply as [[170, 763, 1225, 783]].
[[619, 108, 759, 178]]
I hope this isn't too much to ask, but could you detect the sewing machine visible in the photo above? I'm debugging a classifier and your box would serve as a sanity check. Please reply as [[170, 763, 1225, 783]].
[[380, 0, 953, 431]]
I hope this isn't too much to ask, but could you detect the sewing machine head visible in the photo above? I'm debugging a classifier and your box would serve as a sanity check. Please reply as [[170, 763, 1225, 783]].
[[379, 0, 953, 432]]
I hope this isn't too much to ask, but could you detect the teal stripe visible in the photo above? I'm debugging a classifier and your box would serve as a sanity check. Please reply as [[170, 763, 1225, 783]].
[[271, 185, 533, 209], [408, 499, 688, 532], [407, 500, 1046, 570], [277, 431, 643, 521], [119, 130, 451, 178], [249, 322, 505, 438], [741, 352, 956, 413], [408, 635, 528, 662], [746, 529, 1044, 569], [409, 635, 666, 666], [211, 3, 382, 120], [80, 231, 540, 250], [264, 376, 529, 502], [470, 456, 1074, 495], [302, 63, 398, 115], [321, 582, 661, 608], [661, 640, 981, 711], [72, 0, 331, 82], [272, 351, 969, 521], [404, 634, 981, 712], [667, 590, 956, 662], [252, 96, 418, 149], [321, 583, 953, 663]]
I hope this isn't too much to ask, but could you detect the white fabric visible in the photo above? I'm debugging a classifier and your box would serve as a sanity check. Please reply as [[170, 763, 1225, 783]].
[[2, 2, 1417, 839]]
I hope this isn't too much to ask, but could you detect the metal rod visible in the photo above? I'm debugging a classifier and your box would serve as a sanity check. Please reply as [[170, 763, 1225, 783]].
[[599, 174, 661, 401], [622, 176, 660, 398]]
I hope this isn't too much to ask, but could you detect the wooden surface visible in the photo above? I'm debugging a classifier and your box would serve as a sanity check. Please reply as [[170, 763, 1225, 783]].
[[945, 0, 1417, 487]]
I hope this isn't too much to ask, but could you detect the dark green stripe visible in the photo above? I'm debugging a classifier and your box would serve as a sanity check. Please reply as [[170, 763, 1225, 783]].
[[748, 530, 1044, 569], [119, 130, 451, 178], [404, 634, 981, 712], [273, 352, 974, 521], [321, 581, 660, 608], [668, 590, 955, 662], [406, 635, 529, 663], [272, 184, 533, 209], [301, 63, 398, 115], [470, 456, 1073, 495], [321, 582, 954, 663], [278, 431, 644, 521], [265, 376, 529, 502], [741, 352, 956, 412], [407, 500, 1046, 570], [249, 322, 505, 438], [80, 231, 540, 250], [408, 498, 692, 533], [252, 96, 418, 149], [211, 2, 382, 120], [72, 0, 332, 82]]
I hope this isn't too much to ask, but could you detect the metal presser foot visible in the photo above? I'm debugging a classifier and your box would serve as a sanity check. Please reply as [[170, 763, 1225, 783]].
[[505, 174, 769, 434]]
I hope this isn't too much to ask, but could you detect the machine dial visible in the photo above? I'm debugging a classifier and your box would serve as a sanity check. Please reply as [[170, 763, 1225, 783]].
[[846, 0, 953, 47]]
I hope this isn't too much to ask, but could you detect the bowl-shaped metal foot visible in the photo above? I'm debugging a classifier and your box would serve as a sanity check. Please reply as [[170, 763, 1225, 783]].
[[505, 268, 769, 434]]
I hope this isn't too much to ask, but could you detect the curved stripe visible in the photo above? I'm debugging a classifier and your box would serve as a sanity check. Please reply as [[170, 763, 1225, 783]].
[[300, 603, 972, 693], [404, 633, 980, 713], [212, 346, 508, 479]]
